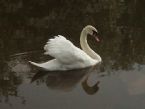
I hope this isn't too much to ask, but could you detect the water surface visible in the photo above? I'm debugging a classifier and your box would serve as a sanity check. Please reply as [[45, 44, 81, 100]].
[[0, 0, 145, 109]]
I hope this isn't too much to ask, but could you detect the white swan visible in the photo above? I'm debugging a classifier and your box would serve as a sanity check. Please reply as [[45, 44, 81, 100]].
[[29, 25, 102, 71]]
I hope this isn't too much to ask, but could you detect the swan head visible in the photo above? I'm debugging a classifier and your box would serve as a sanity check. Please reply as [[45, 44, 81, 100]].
[[83, 25, 100, 42]]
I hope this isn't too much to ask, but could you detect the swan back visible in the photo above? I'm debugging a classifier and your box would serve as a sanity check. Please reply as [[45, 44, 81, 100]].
[[44, 35, 75, 64], [44, 35, 95, 66]]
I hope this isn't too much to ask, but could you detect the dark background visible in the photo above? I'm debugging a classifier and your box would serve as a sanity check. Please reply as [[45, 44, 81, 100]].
[[0, 0, 145, 55]]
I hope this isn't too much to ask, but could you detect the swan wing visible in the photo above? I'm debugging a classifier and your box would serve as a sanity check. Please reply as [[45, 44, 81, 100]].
[[44, 35, 85, 64]]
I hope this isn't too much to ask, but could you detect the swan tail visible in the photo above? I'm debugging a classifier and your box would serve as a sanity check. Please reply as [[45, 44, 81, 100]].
[[29, 61, 42, 68], [29, 61, 53, 71]]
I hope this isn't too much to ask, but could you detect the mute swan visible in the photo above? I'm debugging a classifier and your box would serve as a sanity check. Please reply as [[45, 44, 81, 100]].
[[29, 25, 102, 71]]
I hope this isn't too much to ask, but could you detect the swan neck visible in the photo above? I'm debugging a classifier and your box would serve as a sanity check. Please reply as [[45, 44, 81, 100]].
[[80, 29, 101, 62]]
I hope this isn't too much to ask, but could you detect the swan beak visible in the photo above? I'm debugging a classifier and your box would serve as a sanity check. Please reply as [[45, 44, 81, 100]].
[[93, 31, 100, 42], [95, 36, 100, 42]]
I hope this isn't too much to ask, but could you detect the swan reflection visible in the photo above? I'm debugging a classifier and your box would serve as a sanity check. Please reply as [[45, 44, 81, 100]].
[[82, 77, 100, 95], [31, 66, 100, 95]]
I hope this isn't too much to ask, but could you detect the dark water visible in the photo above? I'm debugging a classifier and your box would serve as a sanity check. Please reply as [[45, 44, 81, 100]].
[[0, 0, 145, 109]]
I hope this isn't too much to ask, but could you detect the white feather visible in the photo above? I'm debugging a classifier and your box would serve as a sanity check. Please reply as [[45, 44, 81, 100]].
[[44, 35, 79, 64]]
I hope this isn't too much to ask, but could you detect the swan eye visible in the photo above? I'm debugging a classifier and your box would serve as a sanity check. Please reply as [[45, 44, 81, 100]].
[[92, 30, 99, 36]]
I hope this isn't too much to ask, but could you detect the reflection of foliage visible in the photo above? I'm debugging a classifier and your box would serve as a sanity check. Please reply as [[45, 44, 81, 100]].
[[0, 0, 145, 69], [0, 62, 23, 104]]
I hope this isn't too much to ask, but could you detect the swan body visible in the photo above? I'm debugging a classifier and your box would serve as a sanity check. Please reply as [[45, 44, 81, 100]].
[[29, 25, 102, 71]]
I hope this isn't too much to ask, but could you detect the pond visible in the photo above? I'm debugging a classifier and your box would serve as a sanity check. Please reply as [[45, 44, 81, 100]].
[[0, 0, 145, 109]]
